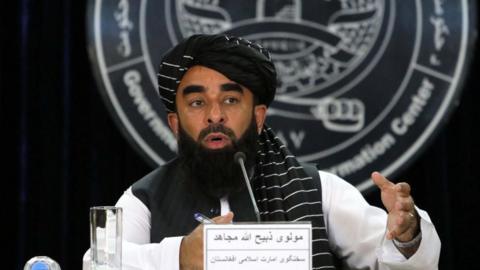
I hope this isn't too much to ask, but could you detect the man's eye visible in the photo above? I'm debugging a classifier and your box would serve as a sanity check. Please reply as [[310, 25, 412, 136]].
[[189, 100, 204, 107], [224, 97, 239, 104]]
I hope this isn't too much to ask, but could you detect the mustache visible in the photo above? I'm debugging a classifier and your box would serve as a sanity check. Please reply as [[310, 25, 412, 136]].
[[197, 124, 237, 141]]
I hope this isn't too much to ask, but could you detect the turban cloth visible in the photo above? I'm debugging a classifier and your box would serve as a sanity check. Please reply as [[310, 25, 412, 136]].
[[157, 34, 277, 112]]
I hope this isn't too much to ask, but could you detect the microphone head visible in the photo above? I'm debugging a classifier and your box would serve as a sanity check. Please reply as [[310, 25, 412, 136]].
[[234, 151, 246, 164]]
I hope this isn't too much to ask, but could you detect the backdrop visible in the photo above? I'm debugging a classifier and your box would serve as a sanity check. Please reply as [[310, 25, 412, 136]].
[[2, 1, 479, 269]]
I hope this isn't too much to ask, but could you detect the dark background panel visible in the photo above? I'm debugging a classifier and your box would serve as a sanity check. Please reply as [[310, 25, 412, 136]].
[[2, 1, 478, 269]]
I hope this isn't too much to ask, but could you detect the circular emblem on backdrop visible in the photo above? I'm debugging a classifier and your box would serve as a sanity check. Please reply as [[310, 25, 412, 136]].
[[87, 0, 475, 192]]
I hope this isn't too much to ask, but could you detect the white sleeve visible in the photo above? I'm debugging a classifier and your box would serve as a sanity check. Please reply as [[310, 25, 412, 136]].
[[319, 171, 441, 270], [82, 187, 184, 270]]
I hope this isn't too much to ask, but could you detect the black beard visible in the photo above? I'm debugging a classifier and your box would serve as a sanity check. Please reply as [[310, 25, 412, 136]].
[[177, 119, 258, 199]]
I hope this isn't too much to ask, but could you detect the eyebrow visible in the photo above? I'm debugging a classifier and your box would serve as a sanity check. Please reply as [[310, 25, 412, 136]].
[[221, 83, 243, 93], [181, 85, 204, 96], [181, 83, 244, 96]]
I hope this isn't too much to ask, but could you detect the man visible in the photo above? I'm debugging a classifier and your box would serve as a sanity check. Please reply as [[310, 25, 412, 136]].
[[84, 34, 440, 269]]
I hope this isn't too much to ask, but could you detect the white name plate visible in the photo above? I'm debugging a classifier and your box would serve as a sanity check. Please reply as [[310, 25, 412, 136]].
[[204, 223, 312, 270]]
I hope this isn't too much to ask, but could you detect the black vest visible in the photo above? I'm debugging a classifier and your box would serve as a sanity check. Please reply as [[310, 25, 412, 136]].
[[131, 158, 325, 243]]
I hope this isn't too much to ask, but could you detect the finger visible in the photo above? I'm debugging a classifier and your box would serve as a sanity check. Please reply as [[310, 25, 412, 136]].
[[395, 198, 415, 212], [395, 182, 411, 197], [396, 212, 407, 226], [386, 213, 397, 240], [387, 226, 398, 240], [387, 211, 409, 239], [393, 211, 417, 234], [388, 218, 412, 240], [212, 212, 234, 224], [394, 212, 414, 238], [398, 211, 417, 226], [371, 171, 394, 190]]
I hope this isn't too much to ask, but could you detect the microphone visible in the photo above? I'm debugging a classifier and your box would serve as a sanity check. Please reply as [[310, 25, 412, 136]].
[[234, 152, 261, 222]]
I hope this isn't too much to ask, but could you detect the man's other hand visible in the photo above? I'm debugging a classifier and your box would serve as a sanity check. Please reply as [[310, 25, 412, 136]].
[[179, 212, 234, 270], [371, 172, 420, 242]]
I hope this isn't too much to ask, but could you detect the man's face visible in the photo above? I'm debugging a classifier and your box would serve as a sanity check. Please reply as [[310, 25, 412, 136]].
[[168, 65, 267, 149]]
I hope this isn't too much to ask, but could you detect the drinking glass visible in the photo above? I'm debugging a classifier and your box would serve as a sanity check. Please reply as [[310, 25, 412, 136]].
[[90, 206, 122, 270]]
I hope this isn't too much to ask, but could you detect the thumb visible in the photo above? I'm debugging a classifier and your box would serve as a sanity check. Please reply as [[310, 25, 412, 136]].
[[371, 171, 393, 191], [212, 212, 234, 224]]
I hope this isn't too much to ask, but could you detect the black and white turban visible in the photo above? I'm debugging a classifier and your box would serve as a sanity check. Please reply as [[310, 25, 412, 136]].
[[157, 34, 277, 112]]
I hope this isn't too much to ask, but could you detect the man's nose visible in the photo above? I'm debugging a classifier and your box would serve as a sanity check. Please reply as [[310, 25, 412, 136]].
[[207, 103, 225, 124]]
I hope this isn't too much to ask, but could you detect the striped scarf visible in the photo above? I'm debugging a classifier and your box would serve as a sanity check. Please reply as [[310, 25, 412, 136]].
[[254, 126, 336, 269]]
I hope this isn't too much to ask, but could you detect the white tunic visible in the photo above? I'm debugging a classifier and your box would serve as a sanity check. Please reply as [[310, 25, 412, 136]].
[[83, 171, 441, 270]]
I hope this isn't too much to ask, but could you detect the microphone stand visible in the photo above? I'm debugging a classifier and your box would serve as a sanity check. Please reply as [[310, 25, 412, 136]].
[[235, 152, 261, 223]]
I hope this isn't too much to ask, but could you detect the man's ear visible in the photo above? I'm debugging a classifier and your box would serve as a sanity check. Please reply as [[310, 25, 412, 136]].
[[167, 113, 179, 137], [254, 105, 267, 134]]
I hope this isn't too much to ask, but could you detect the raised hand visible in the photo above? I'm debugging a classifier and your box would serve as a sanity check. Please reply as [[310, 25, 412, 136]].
[[371, 172, 420, 243]]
